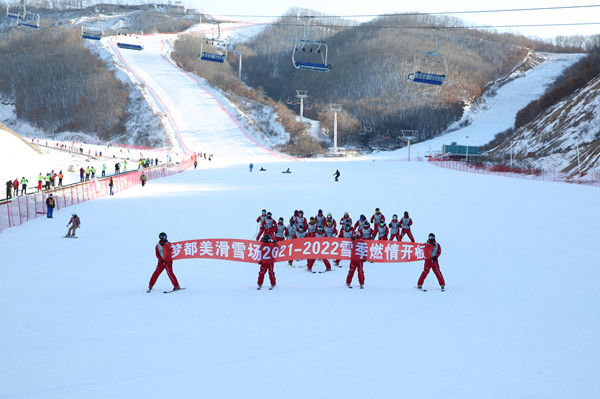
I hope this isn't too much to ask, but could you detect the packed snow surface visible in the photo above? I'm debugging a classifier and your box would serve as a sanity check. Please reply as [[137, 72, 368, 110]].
[[1, 34, 599, 399]]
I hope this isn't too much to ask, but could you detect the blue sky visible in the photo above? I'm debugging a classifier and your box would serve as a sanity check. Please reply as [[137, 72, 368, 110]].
[[181, 0, 600, 38]]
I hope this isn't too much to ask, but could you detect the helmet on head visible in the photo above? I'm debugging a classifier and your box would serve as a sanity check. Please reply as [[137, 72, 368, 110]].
[[297, 225, 304, 231], [326, 220, 332, 226], [428, 233, 436, 243], [279, 217, 284, 223], [393, 214, 398, 220], [327, 213, 332, 218], [360, 214, 366, 220], [375, 207, 380, 213], [72, 213, 77, 217], [363, 221, 370, 228], [344, 225, 352, 231], [310, 216, 315, 221], [299, 210, 304, 216], [262, 234, 272, 243], [344, 211, 349, 216], [317, 225, 324, 230], [380, 221, 385, 226], [262, 209, 267, 215], [404, 211, 409, 216], [290, 220, 295, 225], [159, 232, 167, 240], [267, 212, 272, 218], [318, 209, 323, 215]]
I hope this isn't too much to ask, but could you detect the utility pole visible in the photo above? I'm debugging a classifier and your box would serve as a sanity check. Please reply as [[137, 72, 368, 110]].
[[238, 53, 243, 81], [295, 90, 308, 122], [465, 136, 470, 164], [329, 104, 342, 154]]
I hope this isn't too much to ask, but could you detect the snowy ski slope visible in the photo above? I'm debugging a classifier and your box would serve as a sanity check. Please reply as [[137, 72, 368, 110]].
[[0, 34, 599, 399]]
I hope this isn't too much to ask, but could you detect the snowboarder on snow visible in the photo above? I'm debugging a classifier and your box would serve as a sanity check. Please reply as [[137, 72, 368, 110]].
[[249, 163, 253, 172], [66, 213, 80, 237], [417, 233, 445, 291], [334, 169, 340, 181], [148, 232, 181, 293]]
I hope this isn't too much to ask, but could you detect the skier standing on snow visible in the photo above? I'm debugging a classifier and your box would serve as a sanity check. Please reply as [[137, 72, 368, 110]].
[[353, 214, 367, 231], [370, 208, 385, 226], [357, 221, 375, 239], [256, 209, 268, 240], [314, 209, 325, 226], [66, 213, 80, 237], [325, 212, 336, 230], [335, 224, 355, 267], [274, 217, 288, 242], [400, 211, 415, 242], [257, 212, 276, 241], [148, 232, 181, 293], [388, 214, 402, 241], [346, 232, 366, 288], [37, 173, 43, 192], [417, 233, 445, 291], [307, 216, 318, 237], [257, 234, 276, 290], [13, 178, 19, 197], [376, 220, 389, 240], [306, 225, 332, 273], [339, 211, 352, 229]]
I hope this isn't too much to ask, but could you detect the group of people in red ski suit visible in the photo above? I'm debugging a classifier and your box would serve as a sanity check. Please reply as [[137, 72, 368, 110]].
[[252, 208, 444, 290]]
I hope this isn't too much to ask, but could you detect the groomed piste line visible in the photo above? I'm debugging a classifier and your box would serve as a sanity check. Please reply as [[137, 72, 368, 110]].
[[108, 33, 297, 162]]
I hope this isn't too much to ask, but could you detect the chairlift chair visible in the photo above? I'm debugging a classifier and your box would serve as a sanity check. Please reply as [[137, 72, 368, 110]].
[[17, 12, 40, 29], [292, 17, 331, 72], [200, 22, 227, 63], [82, 24, 103, 41], [408, 28, 448, 86], [116, 30, 144, 51], [6, 5, 25, 19]]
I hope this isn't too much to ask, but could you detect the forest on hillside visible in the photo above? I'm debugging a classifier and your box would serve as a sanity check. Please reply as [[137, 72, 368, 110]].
[[232, 11, 543, 148]]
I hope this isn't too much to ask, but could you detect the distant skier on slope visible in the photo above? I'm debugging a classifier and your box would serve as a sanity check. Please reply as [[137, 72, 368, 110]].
[[333, 169, 340, 181], [417, 233, 445, 291], [148, 232, 181, 293], [66, 213, 81, 237]]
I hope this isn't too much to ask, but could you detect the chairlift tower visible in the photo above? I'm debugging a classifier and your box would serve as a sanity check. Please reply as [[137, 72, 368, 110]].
[[400, 130, 418, 161], [329, 104, 342, 154], [295, 90, 308, 122]]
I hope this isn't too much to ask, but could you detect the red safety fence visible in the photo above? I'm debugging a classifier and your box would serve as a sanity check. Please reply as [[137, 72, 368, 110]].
[[428, 157, 600, 187], [0, 159, 193, 234]]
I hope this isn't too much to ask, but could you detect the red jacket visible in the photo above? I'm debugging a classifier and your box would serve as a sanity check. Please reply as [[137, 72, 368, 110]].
[[156, 241, 173, 262]]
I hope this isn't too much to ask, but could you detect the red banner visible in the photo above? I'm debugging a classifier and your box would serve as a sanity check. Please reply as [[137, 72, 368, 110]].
[[171, 237, 431, 263]]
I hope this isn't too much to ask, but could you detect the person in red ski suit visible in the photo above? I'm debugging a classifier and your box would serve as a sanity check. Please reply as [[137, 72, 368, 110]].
[[256, 209, 268, 239], [257, 212, 276, 240], [370, 208, 385, 226], [314, 209, 325, 226], [335, 223, 354, 267], [306, 225, 332, 272], [346, 232, 366, 288], [388, 214, 401, 241], [339, 211, 352, 230], [354, 214, 368, 231], [273, 217, 289, 242], [417, 233, 445, 290], [375, 220, 389, 240], [400, 211, 415, 242], [257, 234, 276, 289], [148, 232, 181, 292]]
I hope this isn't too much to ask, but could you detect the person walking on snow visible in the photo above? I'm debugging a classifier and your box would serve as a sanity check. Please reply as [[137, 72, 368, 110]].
[[37, 173, 43, 192], [58, 171, 63, 187], [257, 234, 276, 290], [140, 172, 147, 187], [417, 233, 445, 291], [45, 194, 55, 218], [66, 213, 80, 236], [148, 232, 181, 292], [400, 211, 415, 242], [388, 214, 402, 241], [109, 177, 114, 195], [346, 232, 366, 288]]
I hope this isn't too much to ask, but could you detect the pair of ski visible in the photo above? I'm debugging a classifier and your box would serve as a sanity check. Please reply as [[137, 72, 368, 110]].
[[257, 286, 275, 290], [347, 285, 364, 289], [309, 269, 334, 274], [416, 286, 445, 292], [147, 288, 186, 294]]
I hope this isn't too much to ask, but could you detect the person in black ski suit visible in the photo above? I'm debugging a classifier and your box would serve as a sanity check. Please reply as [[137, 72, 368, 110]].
[[334, 170, 340, 181]]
